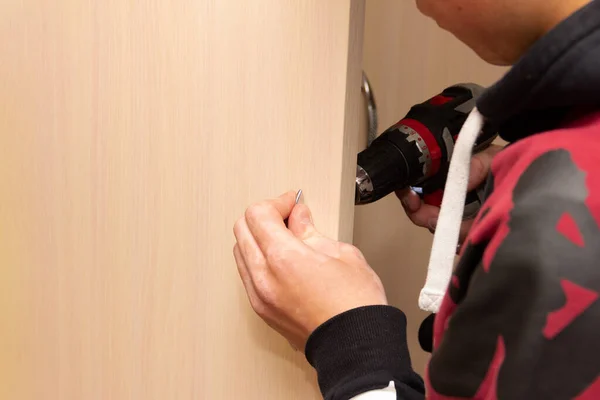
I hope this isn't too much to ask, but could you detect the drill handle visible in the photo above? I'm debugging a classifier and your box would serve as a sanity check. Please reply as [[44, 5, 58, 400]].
[[418, 133, 497, 219]]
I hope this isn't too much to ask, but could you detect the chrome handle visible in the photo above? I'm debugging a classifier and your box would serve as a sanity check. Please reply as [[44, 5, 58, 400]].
[[361, 71, 378, 147]]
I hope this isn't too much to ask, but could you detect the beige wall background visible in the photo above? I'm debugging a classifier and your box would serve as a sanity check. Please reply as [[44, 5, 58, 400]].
[[355, 0, 507, 375]]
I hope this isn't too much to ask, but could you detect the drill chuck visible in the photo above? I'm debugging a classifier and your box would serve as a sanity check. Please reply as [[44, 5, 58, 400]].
[[355, 131, 412, 205]]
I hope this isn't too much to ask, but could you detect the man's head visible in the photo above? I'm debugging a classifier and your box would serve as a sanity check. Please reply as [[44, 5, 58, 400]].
[[416, 0, 592, 65]]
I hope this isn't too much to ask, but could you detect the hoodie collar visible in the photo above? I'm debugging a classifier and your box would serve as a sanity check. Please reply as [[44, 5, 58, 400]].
[[477, 0, 600, 142]]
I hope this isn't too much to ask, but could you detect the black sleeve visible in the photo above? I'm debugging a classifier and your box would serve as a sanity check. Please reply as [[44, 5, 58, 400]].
[[305, 306, 425, 400]]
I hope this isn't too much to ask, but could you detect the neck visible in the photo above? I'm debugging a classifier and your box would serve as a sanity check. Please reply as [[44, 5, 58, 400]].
[[505, 0, 592, 65], [540, 0, 592, 36]]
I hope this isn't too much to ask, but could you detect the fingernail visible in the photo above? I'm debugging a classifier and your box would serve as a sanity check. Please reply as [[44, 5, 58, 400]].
[[300, 215, 312, 225], [306, 211, 313, 225], [299, 205, 313, 225], [428, 218, 438, 231]]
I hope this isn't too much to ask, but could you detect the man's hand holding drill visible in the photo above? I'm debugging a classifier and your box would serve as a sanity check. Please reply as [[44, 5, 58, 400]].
[[397, 144, 502, 245]]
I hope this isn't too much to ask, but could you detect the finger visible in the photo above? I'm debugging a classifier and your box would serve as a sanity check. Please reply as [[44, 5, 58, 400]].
[[395, 188, 421, 213], [245, 191, 303, 255], [233, 244, 262, 310], [405, 203, 440, 229], [467, 144, 503, 191], [265, 190, 298, 221], [233, 216, 267, 274], [287, 204, 319, 240]]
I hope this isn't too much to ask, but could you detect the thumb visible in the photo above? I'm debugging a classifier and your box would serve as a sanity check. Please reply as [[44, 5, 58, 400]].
[[467, 144, 503, 191], [288, 204, 318, 239]]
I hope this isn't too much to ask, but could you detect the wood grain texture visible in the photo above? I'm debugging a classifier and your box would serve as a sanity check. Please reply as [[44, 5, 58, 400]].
[[355, 0, 507, 375], [0, 1, 364, 398]]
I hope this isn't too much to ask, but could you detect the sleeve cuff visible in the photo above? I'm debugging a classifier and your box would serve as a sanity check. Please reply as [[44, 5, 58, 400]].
[[305, 305, 424, 399]]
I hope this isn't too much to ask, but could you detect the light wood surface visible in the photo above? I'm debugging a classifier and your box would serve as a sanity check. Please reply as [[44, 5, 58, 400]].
[[0, 1, 364, 398], [356, 0, 506, 375]]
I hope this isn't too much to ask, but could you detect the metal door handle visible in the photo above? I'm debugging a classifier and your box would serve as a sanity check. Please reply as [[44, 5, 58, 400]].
[[361, 71, 378, 147]]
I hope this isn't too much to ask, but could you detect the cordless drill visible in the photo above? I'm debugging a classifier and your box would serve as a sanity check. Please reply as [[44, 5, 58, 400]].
[[355, 83, 497, 215]]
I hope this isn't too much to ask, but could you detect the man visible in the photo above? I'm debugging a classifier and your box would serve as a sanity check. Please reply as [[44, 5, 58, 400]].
[[233, 0, 600, 398]]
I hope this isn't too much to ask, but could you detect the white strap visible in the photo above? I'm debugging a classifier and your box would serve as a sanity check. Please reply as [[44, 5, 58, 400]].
[[419, 108, 485, 313], [350, 381, 397, 399]]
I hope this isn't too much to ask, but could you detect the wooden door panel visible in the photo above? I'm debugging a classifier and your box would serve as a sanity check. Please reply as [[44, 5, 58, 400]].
[[0, 1, 364, 398]]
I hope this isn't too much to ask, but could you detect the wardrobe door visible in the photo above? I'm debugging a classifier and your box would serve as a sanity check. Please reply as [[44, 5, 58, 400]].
[[0, 1, 364, 398], [356, 0, 505, 374]]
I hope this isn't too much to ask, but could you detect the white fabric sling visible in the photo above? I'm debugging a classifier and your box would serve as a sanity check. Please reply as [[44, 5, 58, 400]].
[[419, 108, 485, 313]]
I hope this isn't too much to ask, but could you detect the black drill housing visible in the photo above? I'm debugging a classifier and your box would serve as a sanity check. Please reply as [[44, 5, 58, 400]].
[[355, 84, 498, 205]]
